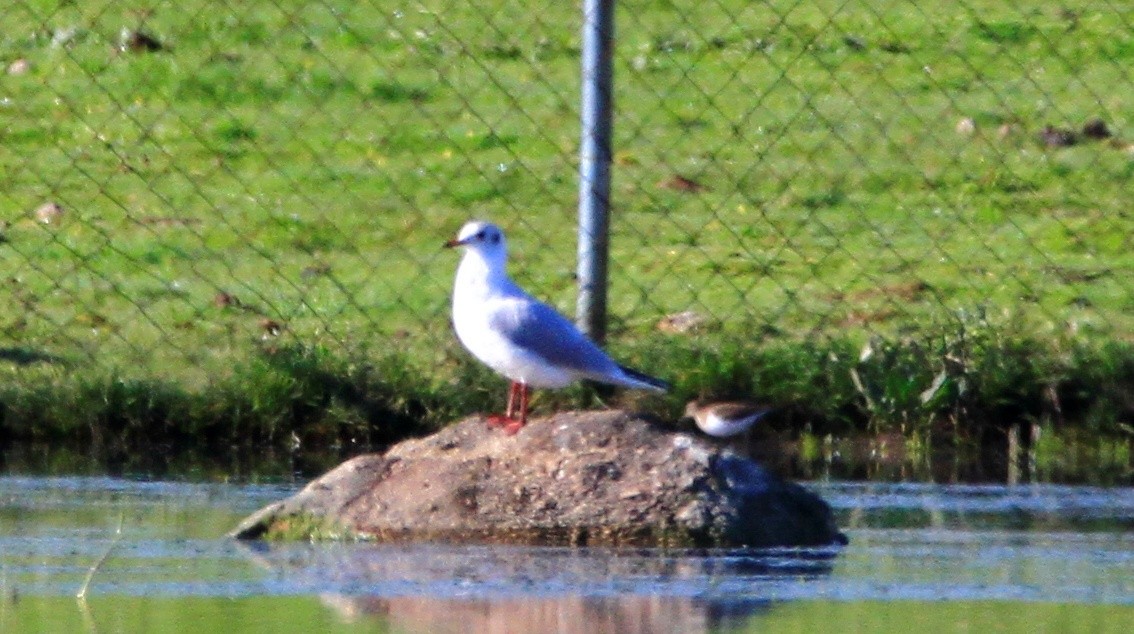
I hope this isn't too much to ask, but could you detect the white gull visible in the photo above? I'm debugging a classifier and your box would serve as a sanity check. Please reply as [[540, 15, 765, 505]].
[[445, 220, 668, 434]]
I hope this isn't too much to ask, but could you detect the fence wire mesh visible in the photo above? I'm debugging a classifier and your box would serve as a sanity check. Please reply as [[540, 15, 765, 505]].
[[1, 0, 1131, 385]]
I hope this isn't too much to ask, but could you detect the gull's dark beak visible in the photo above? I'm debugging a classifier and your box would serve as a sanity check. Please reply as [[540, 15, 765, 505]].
[[443, 238, 465, 249]]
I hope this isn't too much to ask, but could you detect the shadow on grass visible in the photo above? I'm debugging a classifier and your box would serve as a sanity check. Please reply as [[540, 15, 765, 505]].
[[0, 346, 64, 365]]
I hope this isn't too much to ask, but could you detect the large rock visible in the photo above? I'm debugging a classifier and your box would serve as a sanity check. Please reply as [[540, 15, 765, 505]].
[[231, 410, 847, 547]]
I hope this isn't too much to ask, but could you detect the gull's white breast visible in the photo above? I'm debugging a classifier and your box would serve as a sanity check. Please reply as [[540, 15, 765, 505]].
[[452, 281, 576, 388]]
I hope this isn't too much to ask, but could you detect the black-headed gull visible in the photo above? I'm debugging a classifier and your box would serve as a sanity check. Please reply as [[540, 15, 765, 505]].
[[445, 220, 669, 434], [684, 400, 770, 438]]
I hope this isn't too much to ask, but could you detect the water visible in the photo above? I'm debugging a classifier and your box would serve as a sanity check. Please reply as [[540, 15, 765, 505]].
[[1, 476, 1133, 633]]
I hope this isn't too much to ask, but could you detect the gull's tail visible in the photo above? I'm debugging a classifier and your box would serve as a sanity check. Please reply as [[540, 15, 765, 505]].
[[615, 364, 670, 393]]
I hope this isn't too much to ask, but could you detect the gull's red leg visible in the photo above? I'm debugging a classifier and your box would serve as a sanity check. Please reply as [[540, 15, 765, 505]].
[[487, 382, 519, 428], [505, 381, 519, 419], [504, 383, 530, 436]]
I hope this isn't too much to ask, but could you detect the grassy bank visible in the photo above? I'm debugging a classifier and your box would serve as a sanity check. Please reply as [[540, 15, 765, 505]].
[[1, 330, 1131, 483], [0, 0, 1131, 478]]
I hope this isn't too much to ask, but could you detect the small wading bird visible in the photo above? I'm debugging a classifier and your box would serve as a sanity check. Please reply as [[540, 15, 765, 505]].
[[445, 220, 669, 434], [684, 400, 771, 438]]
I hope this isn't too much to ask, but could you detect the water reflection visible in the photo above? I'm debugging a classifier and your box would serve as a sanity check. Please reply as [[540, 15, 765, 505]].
[[4, 476, 1133, 634], [320, 594, 771, 634], [237, 542, 840, 633]]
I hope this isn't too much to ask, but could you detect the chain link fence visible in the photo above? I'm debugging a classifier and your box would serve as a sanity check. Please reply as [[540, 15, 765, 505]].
[[1, 0, 1131, 385]]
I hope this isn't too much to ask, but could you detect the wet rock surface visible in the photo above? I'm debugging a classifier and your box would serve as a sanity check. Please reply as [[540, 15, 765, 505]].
[[232, 410, 847, 547]]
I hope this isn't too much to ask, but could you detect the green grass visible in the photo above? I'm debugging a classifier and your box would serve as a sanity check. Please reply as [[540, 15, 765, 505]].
[[0, 1, 1132, 475]]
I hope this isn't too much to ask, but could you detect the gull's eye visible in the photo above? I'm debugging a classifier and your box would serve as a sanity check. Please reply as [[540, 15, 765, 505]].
[[475, 231, 485, 240]]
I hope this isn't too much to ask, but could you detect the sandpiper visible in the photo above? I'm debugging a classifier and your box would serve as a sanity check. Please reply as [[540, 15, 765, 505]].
[[684, 400, 770, 438]]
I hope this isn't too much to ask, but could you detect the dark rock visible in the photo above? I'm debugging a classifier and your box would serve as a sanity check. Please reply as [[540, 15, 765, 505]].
[[232, 410, 847, 548], [119, 28, 166, 53], [1039, 124, 1078, 148], [1081, 118, 1112, 140]]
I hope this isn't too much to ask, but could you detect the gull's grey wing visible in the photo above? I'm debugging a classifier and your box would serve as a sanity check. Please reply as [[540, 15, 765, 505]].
[[487, 297, 615, 376]]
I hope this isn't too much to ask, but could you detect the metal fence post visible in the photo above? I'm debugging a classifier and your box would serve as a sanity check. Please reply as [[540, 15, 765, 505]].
[[576, 0, 615, 344]]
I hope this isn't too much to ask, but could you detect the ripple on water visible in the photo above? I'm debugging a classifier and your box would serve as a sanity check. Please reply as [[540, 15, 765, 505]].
[[0, 476, 1131, 609]]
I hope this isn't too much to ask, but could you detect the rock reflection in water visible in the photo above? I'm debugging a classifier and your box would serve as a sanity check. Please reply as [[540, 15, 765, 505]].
[[322, 594, 771, 634], [239, 542, 839, 633]]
